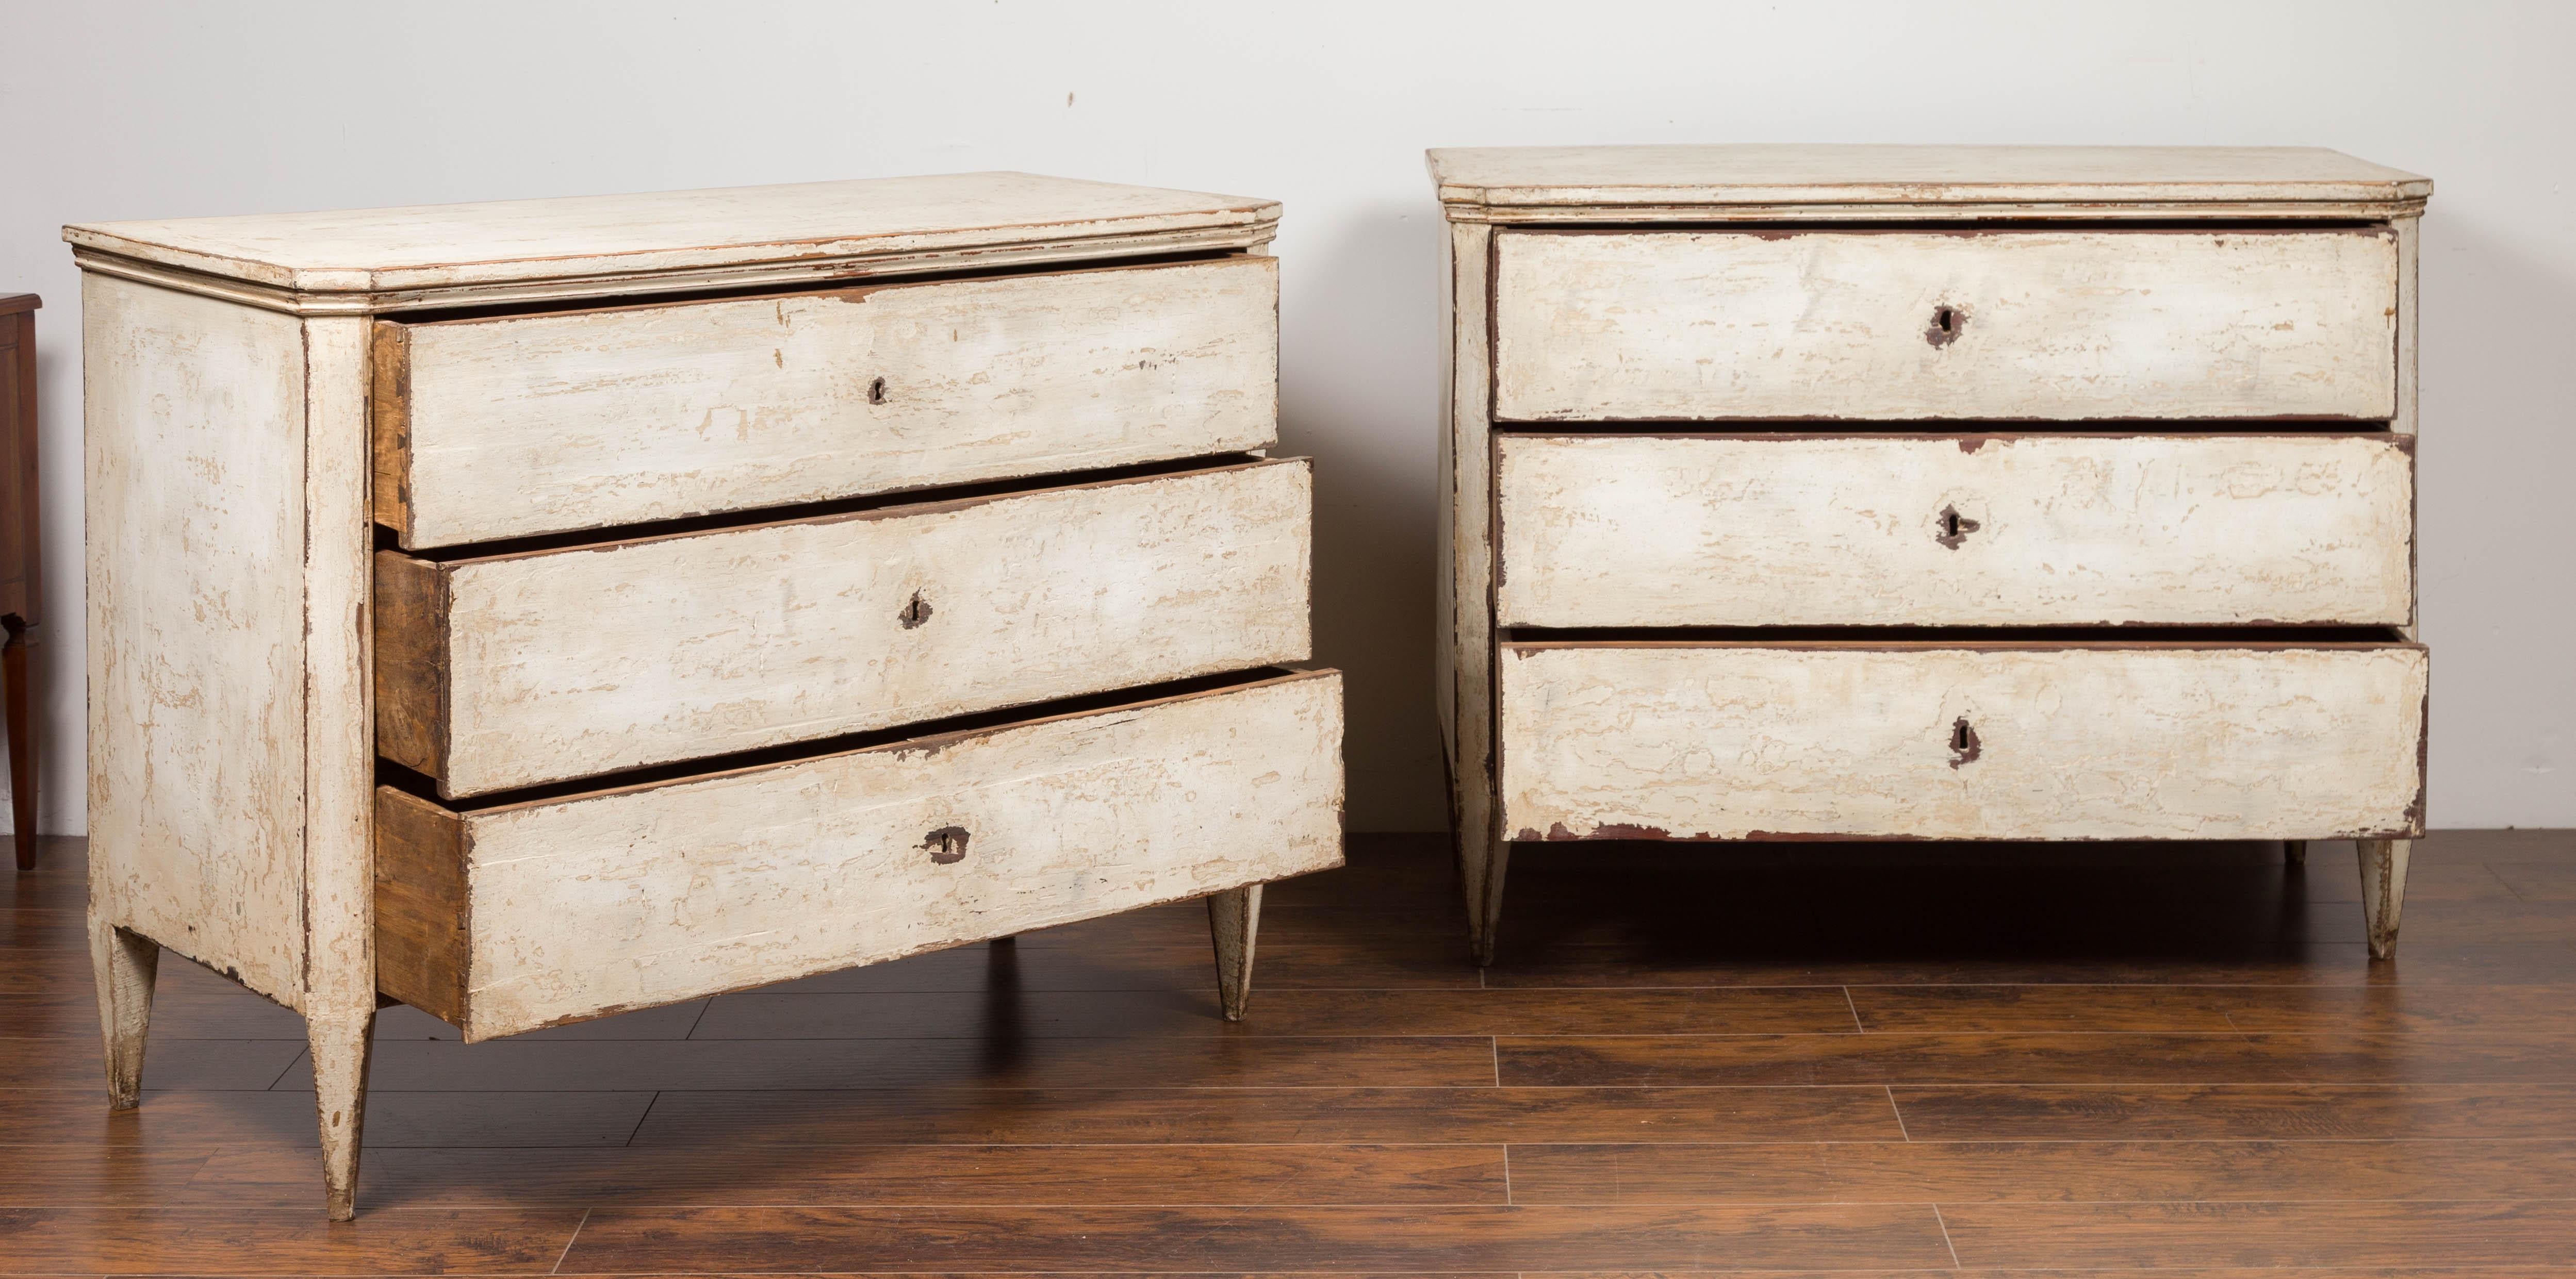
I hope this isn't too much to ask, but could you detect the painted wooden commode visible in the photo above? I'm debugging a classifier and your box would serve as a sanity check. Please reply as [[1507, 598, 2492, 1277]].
[[1429, 145, 2430, 964], [68, 173, 1343, 1217]]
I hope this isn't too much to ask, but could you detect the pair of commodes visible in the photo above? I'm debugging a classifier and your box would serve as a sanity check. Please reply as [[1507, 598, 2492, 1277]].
[[69, 145, 2432, 1217]]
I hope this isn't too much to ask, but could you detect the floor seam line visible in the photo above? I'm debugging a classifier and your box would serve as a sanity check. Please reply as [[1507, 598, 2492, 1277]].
[[1933, 1201, 1962, 1268], [551, 1206, 589, 1275]]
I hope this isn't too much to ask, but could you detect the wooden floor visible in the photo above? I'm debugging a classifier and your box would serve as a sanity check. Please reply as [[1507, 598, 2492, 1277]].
[[6, 830, 2576, 1274]]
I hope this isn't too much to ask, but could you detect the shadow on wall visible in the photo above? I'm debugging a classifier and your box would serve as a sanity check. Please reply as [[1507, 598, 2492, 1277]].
[[1277, 200, 1450, 834]]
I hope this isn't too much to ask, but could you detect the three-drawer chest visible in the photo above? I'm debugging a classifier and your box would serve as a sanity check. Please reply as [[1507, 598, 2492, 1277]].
[[69, 173, 1343, 1217], [1429, 145, 2430, 964]]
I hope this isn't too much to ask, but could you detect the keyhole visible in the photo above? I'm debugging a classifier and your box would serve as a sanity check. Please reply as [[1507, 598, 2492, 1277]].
[[1925, 304, 1966, 348], [1934, 504, 1981, 550], [868, 376, 889, 405], [899, 590, 933, 629], [923, 825, 970, 865], [1948, 717, 1982, 769]]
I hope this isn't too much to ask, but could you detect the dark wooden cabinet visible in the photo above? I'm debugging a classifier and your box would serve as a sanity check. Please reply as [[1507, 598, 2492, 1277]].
[[0, 294, 38, 871]]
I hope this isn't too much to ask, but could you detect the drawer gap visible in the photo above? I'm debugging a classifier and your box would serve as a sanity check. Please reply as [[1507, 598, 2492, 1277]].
[[1509, 218, 2391, 236], [376, 665, 1322, 813], [1499, 624, 2413, 647], [1489, 419, 2397, 435], [381, 451, 1272, 562], [390, 247, 1255, 324]]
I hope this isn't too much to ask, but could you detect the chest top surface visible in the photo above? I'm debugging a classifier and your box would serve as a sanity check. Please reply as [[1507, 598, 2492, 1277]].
[[64, 172, 1278, 310], [1429, 144, 2430, 218]]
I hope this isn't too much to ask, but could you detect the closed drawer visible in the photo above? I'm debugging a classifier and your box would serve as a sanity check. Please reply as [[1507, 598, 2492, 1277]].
[[1496, 433, 2414, 627], [374, 256, 1278, 547], [1499, 641, 2426, 841], [376, 668, 1344, 1040], [1492, 229, 2398, 422], [376, 458, 1311, 796]]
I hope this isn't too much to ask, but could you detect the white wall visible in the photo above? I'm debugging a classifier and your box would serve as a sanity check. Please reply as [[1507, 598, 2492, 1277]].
[[2, 0, 2568, 833]]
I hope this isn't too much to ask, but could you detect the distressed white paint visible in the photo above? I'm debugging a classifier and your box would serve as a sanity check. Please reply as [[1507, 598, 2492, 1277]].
[[1500, 643, 2427, 842], [419, 458, 1313, 795], [1497, 433, 2416, 627], [1432, 144, 2431, 217], [388, 257, 1279, 546], [64, 172, 1279, 307], [443, 671, 1343, 1041], [1492, 229, 2399, 421], [82, 274, 309, 1006]]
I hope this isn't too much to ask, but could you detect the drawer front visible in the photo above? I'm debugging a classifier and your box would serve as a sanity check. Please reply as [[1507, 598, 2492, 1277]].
[[1492, 229, 2398, 422], [1497, 433, 2415, 627], [377, 669, 1344, 1040], [376, 458, 1312, 796], [375, 256, 1278, 547], [1499, 643, 2425, 841]]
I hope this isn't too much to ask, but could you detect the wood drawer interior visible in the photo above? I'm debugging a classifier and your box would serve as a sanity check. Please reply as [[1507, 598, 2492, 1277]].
[[1491, 227, 2400, 423], [1498, 638, 2426, 843], [1495, 431, 2415, 628], [375, 456, 1314, 797], [376, 667, 1346, 1041], [373, 253, 1280, 548]]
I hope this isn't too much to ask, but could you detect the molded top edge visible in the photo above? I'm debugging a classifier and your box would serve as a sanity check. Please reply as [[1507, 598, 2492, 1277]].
[[1428, 145, 2432, 210], [64, 172, 1281, 296]]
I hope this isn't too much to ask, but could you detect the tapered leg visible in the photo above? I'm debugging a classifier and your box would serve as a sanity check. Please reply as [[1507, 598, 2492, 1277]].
[[1461, 835, 1508, 967], [2284, 839, 2307, 867], [2357, 838, 2411, 960], [89, 919, 158, 1108], [308, 1008, 375, 1220], [4, 621, 32, 872], [1207, 884, 1262, 1022]]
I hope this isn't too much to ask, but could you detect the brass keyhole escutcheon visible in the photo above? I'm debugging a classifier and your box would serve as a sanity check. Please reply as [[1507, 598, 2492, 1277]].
[[867, 376, 889, 405], [1935, 504, 1981, 550], [1926, 304, 1966, 348], [1948, 717, 1981, 769], [924, 825, 970, 865], [899, 590, 933, 629]]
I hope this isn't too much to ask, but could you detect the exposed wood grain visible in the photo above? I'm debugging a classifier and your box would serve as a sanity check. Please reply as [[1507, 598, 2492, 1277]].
[[1438, 220, 1506, 965], [63, 171, 1281, 311], [413, 670, 1342, 1039], [1501, 642, 2429, 842], [1206, 885, 1259, 1022], [385, 458, 1314, 795], [369, 789, 465, 1025], [366, 551, 447, 779], [366, 322, 411, 539], [1497, 433, 2416, 627], [81, 274, 308, 1007], [383, 257, 1281, 546], [1493, 228, 2400, 422]]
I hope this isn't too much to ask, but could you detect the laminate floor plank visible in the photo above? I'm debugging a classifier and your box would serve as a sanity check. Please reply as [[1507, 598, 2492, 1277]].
[[552, 1203, 1958, 1272], [0, 1035, 304, 1090], [1939, 1200, 2576, 1268], [0, 1088, 658, 1148], [627, 1086, 1906, 1146], [1505, 1138, 2576, 1203], [0, 1205, 581, 1274], [272, 1035, 1500, 1093], [184, 1141, 1510, 1208], [1891, 1083, 2576, 1141], [689, 986, 1863, 1040], [1503, 1029, 2576, 1087]]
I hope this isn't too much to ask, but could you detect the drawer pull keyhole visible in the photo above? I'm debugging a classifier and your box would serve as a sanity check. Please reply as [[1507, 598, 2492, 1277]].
[[1948, 717, 1982, 769], [1935, 504, 1981, 550], [924, 825, 971, 865], [899, 591, 933, 629], [1926, 304, 1966, 348], [867, 376, 889, 405]]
